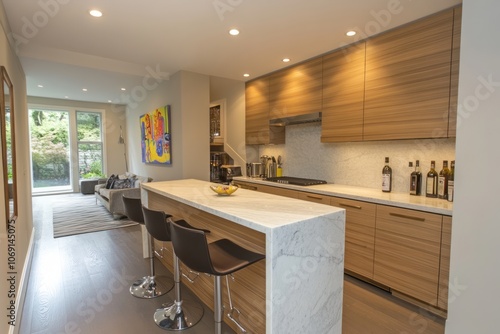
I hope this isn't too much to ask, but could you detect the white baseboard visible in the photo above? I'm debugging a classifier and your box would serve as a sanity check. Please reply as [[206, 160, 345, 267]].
[[8, 227, 35, 334]]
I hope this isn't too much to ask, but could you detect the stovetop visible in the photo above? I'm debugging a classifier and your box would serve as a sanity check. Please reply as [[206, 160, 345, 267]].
[[265, 176, 327, 186]]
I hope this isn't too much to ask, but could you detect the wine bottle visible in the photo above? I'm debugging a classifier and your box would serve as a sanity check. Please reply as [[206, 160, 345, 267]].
[[426, 161, 438, 198], [447, 160, 455, 202], [438, 160, 450, 200], [382, 157, 392, 192], [410, 160, 422, 196]]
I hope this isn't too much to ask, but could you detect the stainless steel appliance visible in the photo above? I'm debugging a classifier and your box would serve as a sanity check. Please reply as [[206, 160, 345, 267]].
[[265, 176, 327, 186], [248, 162, 263, 178], [220, 165, 242, 183]]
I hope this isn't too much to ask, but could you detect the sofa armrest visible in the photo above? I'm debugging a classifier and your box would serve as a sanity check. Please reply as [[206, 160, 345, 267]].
[[108, 188, 141, 216]]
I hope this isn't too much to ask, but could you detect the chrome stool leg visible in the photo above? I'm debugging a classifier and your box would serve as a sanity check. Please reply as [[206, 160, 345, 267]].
[[130, 233, 173, 298], [214, 275, 223, 334], [153, 249, 204, 330]]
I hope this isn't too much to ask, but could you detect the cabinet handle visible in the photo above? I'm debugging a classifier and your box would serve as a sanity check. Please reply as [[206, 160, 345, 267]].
[[306, 195, 323, 200], [245, 186, 258, 191], [339, 203, 362, 210], [389, 212, 425, 222]]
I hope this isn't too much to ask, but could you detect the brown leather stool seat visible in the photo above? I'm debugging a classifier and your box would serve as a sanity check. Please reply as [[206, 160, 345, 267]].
[[123, 195, 173, 299], [170, 220, 265, 334], [142, 206, 205, 331]]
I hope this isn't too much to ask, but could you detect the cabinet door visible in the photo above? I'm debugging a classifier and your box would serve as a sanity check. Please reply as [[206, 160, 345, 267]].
[[438, 215, 452, 310], [374, 205, 443, 305], [321, 43, 366, 142], [448, 6, 462, 138], [331, 197, 377, 279], [364, 9, 454, 140], [269, 58, 323, 119], [245, 77, 285, 145]]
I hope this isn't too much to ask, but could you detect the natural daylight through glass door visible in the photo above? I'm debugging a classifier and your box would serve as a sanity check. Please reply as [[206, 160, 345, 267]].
[[29, 108, 104, 194]]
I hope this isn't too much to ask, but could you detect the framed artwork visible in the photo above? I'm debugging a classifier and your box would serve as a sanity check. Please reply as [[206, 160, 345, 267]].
[[140, 105, 171, 165]]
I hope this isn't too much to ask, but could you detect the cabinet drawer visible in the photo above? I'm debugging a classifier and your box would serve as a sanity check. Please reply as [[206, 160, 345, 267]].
[[297, 192, 330, 204], [331, 197, 377, 278], [258, 184, 298, 199], [374, 205, 443, 305]]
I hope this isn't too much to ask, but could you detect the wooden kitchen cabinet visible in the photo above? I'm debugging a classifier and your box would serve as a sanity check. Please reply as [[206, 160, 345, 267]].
[[374, 205, 443, 306], [330, 197, 377, 279], [297, 191, 330, 205], [448, 6, 462, 138], [364, 9, 454, 141], [321, 43, 366, 142], [233, 180, 298, 199], [269, 58, 323, 119], [438, 215, 452, 310], [245, 76, 285, 145]]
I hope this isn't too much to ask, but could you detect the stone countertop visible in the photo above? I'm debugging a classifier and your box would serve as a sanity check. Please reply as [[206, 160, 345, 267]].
[[142, 178, 345, 234], [233, 176, 453, 216]]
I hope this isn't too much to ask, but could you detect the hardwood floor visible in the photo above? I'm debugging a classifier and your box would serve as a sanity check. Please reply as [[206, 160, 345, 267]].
[[19, 194, 445, 334]]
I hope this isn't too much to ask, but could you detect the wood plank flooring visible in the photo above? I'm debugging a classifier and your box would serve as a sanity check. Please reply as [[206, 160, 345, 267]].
[[19, 194, 445, 334]]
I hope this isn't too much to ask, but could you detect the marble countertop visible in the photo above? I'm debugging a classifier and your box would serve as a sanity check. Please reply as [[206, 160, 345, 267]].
[[142, 179, 344, 234], [233, 176, 453, 216]]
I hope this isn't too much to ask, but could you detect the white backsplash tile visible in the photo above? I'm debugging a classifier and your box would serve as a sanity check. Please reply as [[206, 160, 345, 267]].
[[257, 123, 456, 194]]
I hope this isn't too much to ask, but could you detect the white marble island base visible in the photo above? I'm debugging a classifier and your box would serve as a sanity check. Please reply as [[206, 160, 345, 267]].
[[142, 179, 345, 334]]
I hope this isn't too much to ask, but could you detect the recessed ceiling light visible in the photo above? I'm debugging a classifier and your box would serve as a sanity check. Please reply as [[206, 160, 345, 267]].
[[108, 100, 112, 103], [229, 28, 240, 36], [346, 30, 357, 37], [89, 9, 103, 18], [82, 88, 88, 92], [65, 96, 69, 99], [37, 84, 43, 88], [243, 73, 250, 77], [282, 58, 291, 63], [121, 88, 126, 91]]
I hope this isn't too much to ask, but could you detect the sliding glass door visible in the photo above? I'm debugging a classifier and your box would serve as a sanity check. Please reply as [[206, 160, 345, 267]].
[[29, 107, 104, 194]]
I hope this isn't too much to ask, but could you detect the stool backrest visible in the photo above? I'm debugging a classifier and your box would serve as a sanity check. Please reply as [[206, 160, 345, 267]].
[[122, 195, 144, 223], [170, 221, 215, 275], [142, 205, 171, 242]]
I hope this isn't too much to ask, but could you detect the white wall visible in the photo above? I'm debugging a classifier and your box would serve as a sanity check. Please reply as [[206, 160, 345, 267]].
[[260, 124, 456, 193], [446, 0, 500, 332], [126, 70, 210, 182]]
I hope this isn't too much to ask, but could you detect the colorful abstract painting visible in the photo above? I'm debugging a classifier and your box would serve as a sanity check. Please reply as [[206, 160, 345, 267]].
[[140, 105, 171, 165]]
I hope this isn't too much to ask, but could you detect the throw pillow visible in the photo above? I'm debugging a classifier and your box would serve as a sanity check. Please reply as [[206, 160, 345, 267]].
[[105, 174, 118, 189], [111, 179, 132, 189]]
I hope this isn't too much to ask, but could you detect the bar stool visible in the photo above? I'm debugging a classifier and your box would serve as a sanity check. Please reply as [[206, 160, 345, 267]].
[[170, 220, 265, 334], [142, 206, 205, 331], [122, 195, 173, 299]]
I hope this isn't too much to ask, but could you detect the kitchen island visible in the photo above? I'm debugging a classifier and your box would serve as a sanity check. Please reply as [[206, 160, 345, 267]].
[[141, 179, 345, 334]]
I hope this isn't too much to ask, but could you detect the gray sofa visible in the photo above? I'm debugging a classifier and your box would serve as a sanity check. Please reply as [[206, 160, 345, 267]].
[[95, 173, 152, 218]]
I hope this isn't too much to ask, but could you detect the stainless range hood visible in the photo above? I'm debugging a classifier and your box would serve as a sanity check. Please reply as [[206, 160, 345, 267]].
[[269, 112, 322, 127]]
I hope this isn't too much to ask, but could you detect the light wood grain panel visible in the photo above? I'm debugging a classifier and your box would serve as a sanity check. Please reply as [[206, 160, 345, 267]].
[[245, 76, 285, 145], [448, 6, 461, 138], [374, 205, 443, 305], [438, 215, 452, 311], [321, 43, 366, 142], [148, 191, 266, 334], [297, 191, 331, 205], [256, 183, 299, 198], [331, 197, 377, 279], [269, 58, 323, 119], [364, 9, 454, 140]]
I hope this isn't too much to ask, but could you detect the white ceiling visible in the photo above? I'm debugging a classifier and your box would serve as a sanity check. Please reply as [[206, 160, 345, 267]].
[[2, 0, 461, 105]]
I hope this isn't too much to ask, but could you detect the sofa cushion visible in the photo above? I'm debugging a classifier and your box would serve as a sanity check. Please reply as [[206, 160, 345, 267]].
[[98, 187, 111, 200]]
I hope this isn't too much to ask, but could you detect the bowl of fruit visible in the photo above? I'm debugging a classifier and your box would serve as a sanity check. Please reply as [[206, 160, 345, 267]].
[[209, 184, 239, 196]]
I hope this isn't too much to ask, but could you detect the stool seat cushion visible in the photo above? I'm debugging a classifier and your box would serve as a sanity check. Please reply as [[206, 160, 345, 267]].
[[208, 239, 265, 276]]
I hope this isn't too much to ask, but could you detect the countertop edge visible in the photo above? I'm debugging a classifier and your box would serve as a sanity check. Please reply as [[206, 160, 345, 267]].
[[233, 177, 453, 216]]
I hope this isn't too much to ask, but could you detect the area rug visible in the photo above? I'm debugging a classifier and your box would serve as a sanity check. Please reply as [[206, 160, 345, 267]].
[[52, 194, 138, 238]]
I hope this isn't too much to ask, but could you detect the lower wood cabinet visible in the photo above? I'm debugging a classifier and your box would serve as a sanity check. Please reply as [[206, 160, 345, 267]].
[[438, 215, 452, 310], [373, 205, 443, 306], [330, 197, 377, 279], [233, 180, 298, 199]]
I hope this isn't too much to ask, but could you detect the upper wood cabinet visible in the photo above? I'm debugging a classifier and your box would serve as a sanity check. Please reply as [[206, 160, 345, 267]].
[[245, 76, 285, 145], [373, 205, 443, 306], [364, 9, 454, 141], [269, 58, 323, 119], [321, 43, 366, 142], [448, 6, 462, 138]]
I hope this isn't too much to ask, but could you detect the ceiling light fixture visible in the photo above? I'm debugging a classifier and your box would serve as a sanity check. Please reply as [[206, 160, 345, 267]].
[[243, 73, 250, 77], [346, 30, 357, 37], [282, 58, 291, 63], [229, 28, 240, 36], [121, 88, 126, 91], [37, 84, 43, 88], [82, 88, 88, 92], [89, 9, 103, 18]]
